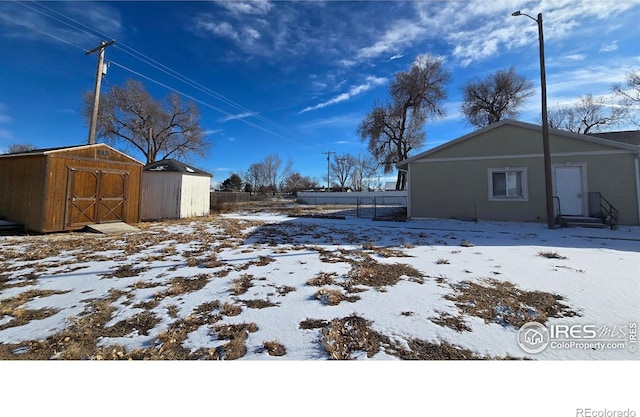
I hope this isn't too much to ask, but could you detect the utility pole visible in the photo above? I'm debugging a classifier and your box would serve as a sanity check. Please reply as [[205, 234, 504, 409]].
[[512, 11, 554, 229], [321, 151, 335, 191], [86, 39, 115, 145]]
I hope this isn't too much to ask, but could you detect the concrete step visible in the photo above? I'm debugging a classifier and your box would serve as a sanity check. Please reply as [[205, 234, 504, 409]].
[[560, 216, 607, 228]]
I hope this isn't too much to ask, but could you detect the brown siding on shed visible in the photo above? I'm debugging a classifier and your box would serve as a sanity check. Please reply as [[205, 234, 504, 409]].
[[0, 144, 143, 233], [0, 154, 48, 231]]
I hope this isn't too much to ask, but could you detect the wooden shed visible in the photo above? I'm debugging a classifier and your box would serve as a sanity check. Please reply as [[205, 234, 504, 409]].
[[141, 159, 212, 220], [0, 144, 143, 233]]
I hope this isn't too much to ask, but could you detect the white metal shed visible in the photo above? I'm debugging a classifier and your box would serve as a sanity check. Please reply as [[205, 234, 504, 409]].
[[141, 159, 212, 220]]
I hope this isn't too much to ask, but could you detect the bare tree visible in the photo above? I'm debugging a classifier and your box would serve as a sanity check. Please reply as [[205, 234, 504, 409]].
[[358, 54, 450, 190], [281, 172, 318, 193], [83, 79, 209, 164], [612, 69, 640, 126], [7, 143, 36, 153], [461, 67, 534, 129], [350, 154, 377, 191], [330, 154, 356, 191], [547, 94, 623, 134], [245, 162, 266, 193], [244, 154, 293, 194]]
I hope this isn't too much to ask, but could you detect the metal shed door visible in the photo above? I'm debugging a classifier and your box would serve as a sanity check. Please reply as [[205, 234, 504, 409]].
[[66, 168, 128, 227]]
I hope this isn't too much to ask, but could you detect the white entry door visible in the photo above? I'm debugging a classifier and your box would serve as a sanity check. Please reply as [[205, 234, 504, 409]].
[[555, 166, 584, 216]]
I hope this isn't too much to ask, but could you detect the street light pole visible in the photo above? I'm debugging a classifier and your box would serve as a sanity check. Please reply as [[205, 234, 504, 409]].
[[512, 11, 555, 229]]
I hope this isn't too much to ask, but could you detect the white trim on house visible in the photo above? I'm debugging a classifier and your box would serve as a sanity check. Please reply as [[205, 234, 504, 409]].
[[411, 150, 632, 164], [405, 166, 411, 218]]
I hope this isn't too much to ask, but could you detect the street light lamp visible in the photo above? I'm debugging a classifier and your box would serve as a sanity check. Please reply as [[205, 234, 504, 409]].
[[512, 10, 555, 229]]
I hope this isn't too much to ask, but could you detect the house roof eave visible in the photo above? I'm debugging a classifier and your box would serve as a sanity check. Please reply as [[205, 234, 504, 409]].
[[396, 119, 639, 169]]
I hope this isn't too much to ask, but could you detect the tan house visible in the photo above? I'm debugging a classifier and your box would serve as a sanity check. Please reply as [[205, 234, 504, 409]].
[[397, 119, 640, 226]]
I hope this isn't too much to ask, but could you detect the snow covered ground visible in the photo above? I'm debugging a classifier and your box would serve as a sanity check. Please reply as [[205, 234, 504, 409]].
[[1, 210, 638, 361]]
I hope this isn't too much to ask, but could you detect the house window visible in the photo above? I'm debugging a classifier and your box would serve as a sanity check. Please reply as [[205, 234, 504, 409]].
[[488, 168, 528, 201]]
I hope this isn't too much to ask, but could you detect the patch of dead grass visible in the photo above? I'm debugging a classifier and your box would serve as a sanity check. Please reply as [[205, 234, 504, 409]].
[[165, 274, 211, 296], [210, 322, 259, 360], [315, 288, 360, 306], [430, 311, 472, 332], [299, 318, 329, 330], [538, 251, 568, 260], [320, 315, 385, 359], [445, 278, 579, 328], [230, 274, 253, 295], [263, 340, 286, 356], [347, 257, 422, 289], [275, 285, 296, 296], [240, 299, 279, 309], [307, 272, 338, 287], [104, 311, 160, 337], [101, 264, 150, 279]]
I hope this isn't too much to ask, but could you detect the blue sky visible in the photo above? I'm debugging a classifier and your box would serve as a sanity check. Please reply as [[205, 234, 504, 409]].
[[1, 0, 640, 186]]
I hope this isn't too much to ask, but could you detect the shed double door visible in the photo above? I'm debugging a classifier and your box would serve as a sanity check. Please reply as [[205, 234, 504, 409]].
[[66, 167, 129, 227]]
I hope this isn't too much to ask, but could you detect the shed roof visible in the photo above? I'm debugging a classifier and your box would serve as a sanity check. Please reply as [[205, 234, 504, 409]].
[[0, 143, 143, 165], [397, 119, 640, 168], [144, 159, 212, 177]]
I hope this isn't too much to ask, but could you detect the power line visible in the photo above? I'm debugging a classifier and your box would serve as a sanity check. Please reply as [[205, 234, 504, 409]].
[[109, 61, 297, 144], [0, 9, 86, 51], [4, 1, 300, 145], [17, 0, 288, 133]]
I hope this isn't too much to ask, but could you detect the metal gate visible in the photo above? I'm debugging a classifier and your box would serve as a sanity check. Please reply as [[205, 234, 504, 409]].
[[66, 167, 129, 227]]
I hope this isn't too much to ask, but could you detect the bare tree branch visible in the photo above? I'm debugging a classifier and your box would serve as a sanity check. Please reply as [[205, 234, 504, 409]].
[[358, 55, 450, 190], [83, 79, 210, 164], [461, 67, 534, 129]]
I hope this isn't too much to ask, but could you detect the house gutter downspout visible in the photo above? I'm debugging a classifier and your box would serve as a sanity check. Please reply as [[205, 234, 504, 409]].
[[635, 153, 640, 225]]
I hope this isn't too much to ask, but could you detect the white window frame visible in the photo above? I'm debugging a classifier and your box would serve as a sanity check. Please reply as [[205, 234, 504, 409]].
[[488, 167, 528, 201]]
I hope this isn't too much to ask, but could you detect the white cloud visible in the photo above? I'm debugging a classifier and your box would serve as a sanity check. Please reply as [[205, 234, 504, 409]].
[[197, 19, 240, 41], [356, 21, 426, 60], [215, 0, 272, 16], [204, 129, 223, 135], [0, 2, 123, 46], [0, 129, 13, 140], [0, 104, 12, 140], [299, 76, 387, 114], [196, 15, 261, 48], [349, 0, 640, 67], [600, 42, 618, 53], [298, 113, 363, 130], [562, 54, 586, 62], [389, 53, 404, 61], [219, 111, 257, 122]]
